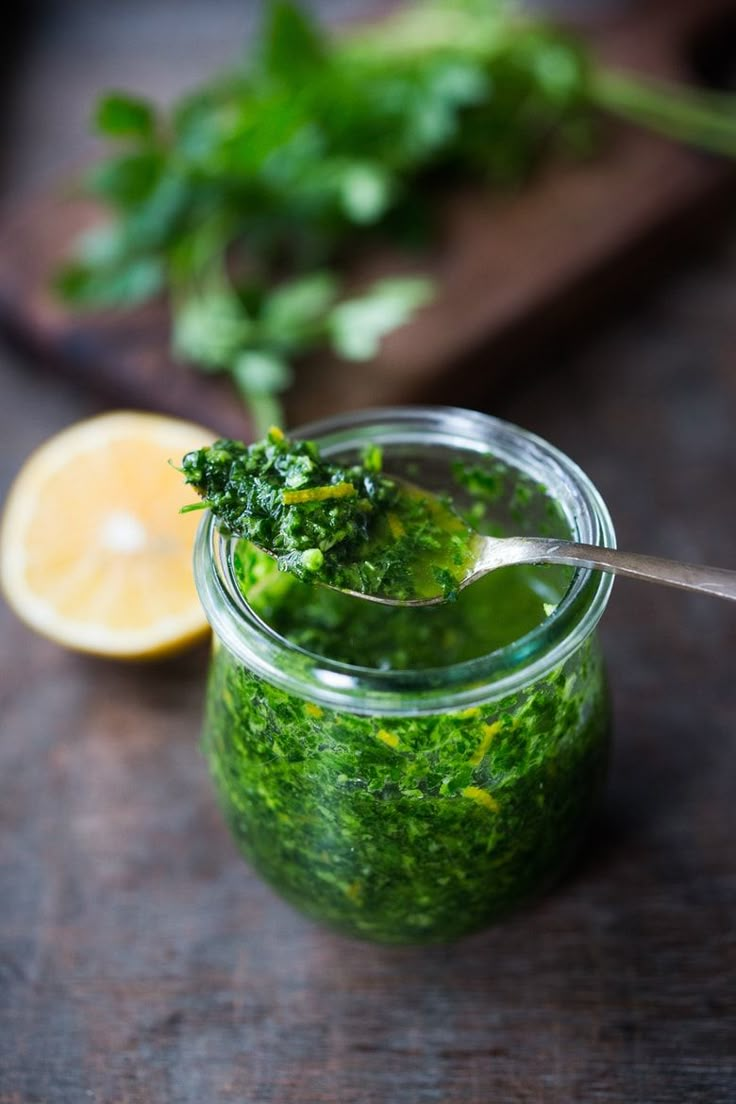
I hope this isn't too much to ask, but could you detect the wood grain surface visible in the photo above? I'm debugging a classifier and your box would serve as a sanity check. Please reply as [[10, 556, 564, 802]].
[[0, 0, 734, 439]]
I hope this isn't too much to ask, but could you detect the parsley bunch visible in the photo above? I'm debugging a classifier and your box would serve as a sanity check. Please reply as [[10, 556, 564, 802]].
[[57, 0, 736, 433]]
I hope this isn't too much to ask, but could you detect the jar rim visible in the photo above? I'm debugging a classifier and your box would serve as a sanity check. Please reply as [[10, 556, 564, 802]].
[[193, 406, 615, 716]]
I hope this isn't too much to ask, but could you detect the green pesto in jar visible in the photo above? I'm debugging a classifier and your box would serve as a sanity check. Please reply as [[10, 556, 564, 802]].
[[200, 452, 610, 943]]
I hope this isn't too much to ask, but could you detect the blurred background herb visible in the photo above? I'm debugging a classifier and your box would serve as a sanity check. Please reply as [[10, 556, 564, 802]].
[[55, 0, 736, 433]]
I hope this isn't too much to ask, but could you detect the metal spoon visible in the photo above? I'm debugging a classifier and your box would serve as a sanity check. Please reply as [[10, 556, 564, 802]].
[[332, 535, 736, 608], [252, 482, 736, 607], [340, 475, 736, 606], [406, 535, 736, 607]]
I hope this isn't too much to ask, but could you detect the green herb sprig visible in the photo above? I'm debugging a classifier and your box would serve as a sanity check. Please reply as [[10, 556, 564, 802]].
[[56, 0, 736, 433]]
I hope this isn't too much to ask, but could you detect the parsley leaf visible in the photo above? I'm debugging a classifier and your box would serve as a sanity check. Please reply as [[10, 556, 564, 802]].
[[329, 278, 434, 361]]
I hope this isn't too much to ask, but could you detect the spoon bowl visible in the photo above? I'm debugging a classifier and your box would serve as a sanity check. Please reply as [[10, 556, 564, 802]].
[[254, 499, 736, 607], [327, 531, 736, 606]]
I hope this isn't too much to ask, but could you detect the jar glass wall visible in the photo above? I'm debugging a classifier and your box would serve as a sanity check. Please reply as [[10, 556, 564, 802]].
[[194, 407, 615, 943]]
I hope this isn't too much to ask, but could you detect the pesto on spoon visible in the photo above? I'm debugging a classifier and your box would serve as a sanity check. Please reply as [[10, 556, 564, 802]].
[[181, 426, 476, 603], [182, 428, 736, 605]]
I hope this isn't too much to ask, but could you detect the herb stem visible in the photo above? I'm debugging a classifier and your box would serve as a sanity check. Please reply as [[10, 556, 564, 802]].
[[246, 392, 286, 439], [341, 7, 513, 64], [591, 68, 736, 159]]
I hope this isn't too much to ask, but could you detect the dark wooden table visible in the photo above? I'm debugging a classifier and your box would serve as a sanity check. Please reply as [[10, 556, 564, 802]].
[[2, 3, 735, 1101]]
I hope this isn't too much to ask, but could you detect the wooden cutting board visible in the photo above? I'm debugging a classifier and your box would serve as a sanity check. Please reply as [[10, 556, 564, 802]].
[[0, 0, 733, 440]]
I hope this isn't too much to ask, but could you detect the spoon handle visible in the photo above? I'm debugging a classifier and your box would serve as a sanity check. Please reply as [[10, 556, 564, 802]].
[[491, 538, 736, 602]]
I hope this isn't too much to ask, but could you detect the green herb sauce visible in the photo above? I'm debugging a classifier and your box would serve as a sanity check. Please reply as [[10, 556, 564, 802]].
[[205, 616, 608, 942], [199, 447, 610, 941], [182, 427, 475, 601]]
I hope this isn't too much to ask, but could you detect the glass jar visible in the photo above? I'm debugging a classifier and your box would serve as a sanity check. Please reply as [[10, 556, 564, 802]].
[[194, 407, 615, 943]]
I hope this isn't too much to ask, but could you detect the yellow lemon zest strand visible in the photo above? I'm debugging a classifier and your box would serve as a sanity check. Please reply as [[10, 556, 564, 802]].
[[458, 706, 481, 719], [305, 702, 323, 719], [469, 721, 501, 766], [376, 728, 400, 749], [462, 786, 500, 813], [282, 482, 356, 505], [268, 425, 285, 442], [387, 511, 405, 539]]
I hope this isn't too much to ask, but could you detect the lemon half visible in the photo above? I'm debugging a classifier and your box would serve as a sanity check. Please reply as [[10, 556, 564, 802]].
[[1, 411, 216, 658]]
